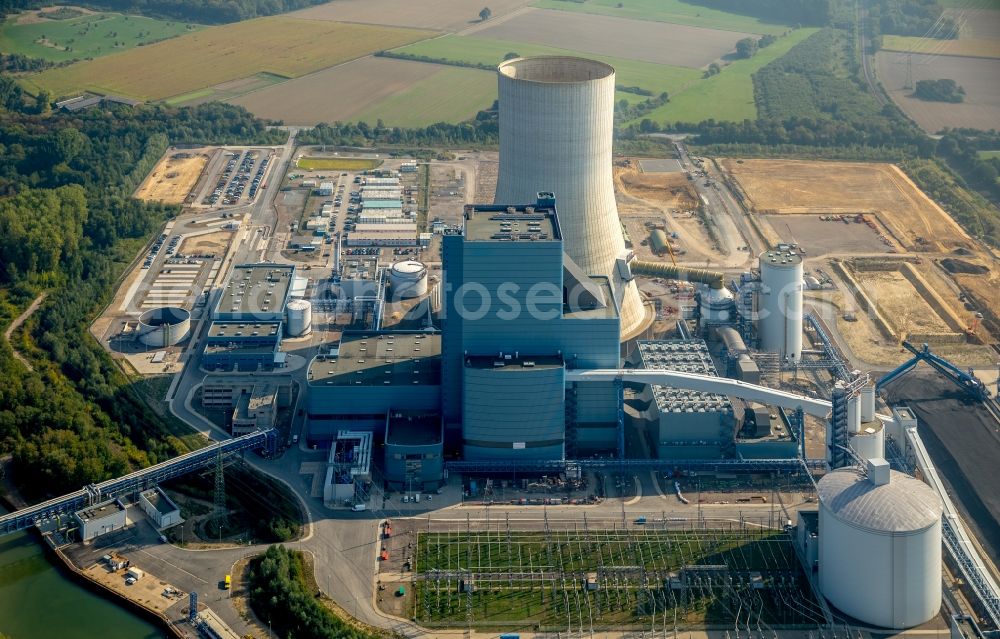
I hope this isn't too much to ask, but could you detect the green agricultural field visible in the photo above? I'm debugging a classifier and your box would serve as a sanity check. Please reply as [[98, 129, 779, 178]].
[[0, 11, 198, 63], [389, 36, 701, 98], [24, 17, 436, 101], [296, 157, 382, 170], [979, 150, 1000, 160], [355, 66, 498, 127], [631, 28, 818, 123], [532, 0, 789, 35]]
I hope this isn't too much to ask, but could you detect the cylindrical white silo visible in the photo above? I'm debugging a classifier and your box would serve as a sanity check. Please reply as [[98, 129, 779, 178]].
[[818, 467, 942, 629], [758, 248, 804, 361], [861, 385, 876, 422], [847, 395, 862, 434], [389, 260, 428, 299], [849, 425, 885, 461], [495, 56, 644, 338], [285, 299, 312, 337]]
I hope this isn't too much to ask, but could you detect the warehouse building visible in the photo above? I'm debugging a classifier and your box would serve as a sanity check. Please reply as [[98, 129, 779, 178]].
[[75, 499, 127, 541], [346, 223, 420, 247], [384, 412, 444, 491], [213, 263, 295, 322], [441, 196, 621, 458], [139, 487, 181, 529], [305, 332, 440, 440], [633, 340, 735, 459]]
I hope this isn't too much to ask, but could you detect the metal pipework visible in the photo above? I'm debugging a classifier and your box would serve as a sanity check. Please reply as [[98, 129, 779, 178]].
[[630, 260, 726, 289]]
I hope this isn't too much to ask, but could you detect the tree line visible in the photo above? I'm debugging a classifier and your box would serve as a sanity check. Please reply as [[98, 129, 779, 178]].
[[247, 545, 384, 639], [0, 100, 285, 498], [0, 0, 326, 23]]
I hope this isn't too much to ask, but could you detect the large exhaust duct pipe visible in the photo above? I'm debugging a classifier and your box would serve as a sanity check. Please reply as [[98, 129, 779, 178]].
[[494, 56, 645, 338], [629, 260, 726, 289]]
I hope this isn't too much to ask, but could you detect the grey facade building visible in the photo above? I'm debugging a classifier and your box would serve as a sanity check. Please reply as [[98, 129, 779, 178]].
[[384, 412, 443, 491], [306, 333, 440, 441], [441, 196, 621, 459]]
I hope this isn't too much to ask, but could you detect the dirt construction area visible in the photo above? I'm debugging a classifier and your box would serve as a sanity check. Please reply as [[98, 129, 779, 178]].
[[134, 149, 211, 204], [723, 159, 974, 253]]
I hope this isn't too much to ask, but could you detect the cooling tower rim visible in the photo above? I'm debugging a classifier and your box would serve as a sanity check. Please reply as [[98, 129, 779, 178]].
[[498, 56, 615, 84], [138, 306, 190, 328]]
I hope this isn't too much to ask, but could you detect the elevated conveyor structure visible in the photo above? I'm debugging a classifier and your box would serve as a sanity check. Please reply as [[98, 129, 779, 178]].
[[905, 427, 1000, 628], [0, 429, 277, 536]]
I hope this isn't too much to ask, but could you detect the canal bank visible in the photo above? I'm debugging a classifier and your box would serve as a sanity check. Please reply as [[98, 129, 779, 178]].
[[0, 504, 165, 639]]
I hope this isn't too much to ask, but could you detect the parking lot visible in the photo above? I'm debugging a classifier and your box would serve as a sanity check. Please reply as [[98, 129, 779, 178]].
[[198, 148, 274, 208]]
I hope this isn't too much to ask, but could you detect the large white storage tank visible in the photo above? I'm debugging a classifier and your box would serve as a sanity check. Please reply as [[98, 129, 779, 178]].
[[849, 423, 885, 461], [389, 260, 428, 299], [137, 306, 191, 347], [285, 299, 312, 337], [818, 463, 943, 629], [494, 56, 644, 337], [758, 247, 804, 362]]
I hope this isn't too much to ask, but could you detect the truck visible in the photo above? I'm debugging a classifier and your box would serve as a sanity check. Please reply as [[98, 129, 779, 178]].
[[352, 503, 367, 512]]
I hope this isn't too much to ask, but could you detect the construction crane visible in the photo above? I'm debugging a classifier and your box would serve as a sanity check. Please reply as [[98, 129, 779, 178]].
[[876, 341, 990, 401]]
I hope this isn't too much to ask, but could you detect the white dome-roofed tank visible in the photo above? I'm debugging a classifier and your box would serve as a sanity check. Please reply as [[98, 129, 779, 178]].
[[758, 246, 804, 362], [137, 306, 191, 347], [389, 260, 428, 300], [285, 299, 312, 337], [818, 463, 943, 629]]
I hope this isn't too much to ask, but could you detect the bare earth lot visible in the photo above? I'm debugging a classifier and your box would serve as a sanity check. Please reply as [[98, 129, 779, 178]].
[[876, 51, 1000, 132], [290, 0, 531, 30], [854, 269, 952, 336], [763, 215, 893, 255], [231, 57, 440, 125], [134, 150, 210, 204], [724, 159, 973, 252], [470, 8, 747, 68]]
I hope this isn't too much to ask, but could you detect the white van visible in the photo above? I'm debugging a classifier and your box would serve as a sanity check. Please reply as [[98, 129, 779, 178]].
[[352, 503, 367, 512]]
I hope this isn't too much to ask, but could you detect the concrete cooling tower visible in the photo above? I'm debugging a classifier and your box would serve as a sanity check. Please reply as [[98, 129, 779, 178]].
[[494, 56, 645, 338]]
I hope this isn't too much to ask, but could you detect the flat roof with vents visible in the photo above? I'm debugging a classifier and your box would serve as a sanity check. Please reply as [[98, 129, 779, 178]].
[[637, 339, 733, 414], [307, 332, 440, 386], [462, 201, 560, 242], [208, 321, 282, 339], [215, 263, 294, 318]]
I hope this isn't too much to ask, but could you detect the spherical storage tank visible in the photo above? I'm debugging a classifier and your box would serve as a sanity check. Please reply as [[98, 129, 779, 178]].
[[285, 299, 312, 337], [818, 466, 942, 629], [389, 260, 428, 299], [137, 306, 191, 347], [758, 247, 804, 361]]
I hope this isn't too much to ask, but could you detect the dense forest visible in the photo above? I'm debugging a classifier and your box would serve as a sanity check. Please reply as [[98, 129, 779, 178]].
[[0, 0, 325, 22], [247, 545, 383, 639], [680, 0, 831, 26], [0, 99, 285, 498]]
